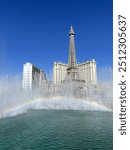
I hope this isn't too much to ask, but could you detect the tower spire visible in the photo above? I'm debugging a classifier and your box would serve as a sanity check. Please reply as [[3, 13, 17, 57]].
[[69, 26, 75, 35]]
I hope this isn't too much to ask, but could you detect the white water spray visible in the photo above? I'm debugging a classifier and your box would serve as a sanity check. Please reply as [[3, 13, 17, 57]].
[[0, 67, 113, 119]]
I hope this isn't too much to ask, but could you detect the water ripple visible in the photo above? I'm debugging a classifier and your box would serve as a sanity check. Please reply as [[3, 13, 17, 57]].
[[0, 110, 113, 150]]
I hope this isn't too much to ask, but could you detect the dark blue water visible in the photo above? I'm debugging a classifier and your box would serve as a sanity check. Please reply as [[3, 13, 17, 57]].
[[0, 110, 113, 150]]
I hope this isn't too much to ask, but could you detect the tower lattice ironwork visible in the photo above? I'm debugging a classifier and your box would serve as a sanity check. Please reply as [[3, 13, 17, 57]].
[[65, 26, 84, 82]]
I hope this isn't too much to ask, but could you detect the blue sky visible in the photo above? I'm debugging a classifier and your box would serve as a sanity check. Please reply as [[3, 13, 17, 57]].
[[0, 0, 112, 75]]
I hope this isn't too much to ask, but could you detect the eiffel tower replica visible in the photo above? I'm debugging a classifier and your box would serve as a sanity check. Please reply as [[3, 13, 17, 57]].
[[63, 26, 85, 87]]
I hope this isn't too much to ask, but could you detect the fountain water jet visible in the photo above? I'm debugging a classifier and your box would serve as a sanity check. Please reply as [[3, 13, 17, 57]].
[[0, 67, 113, 119]]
